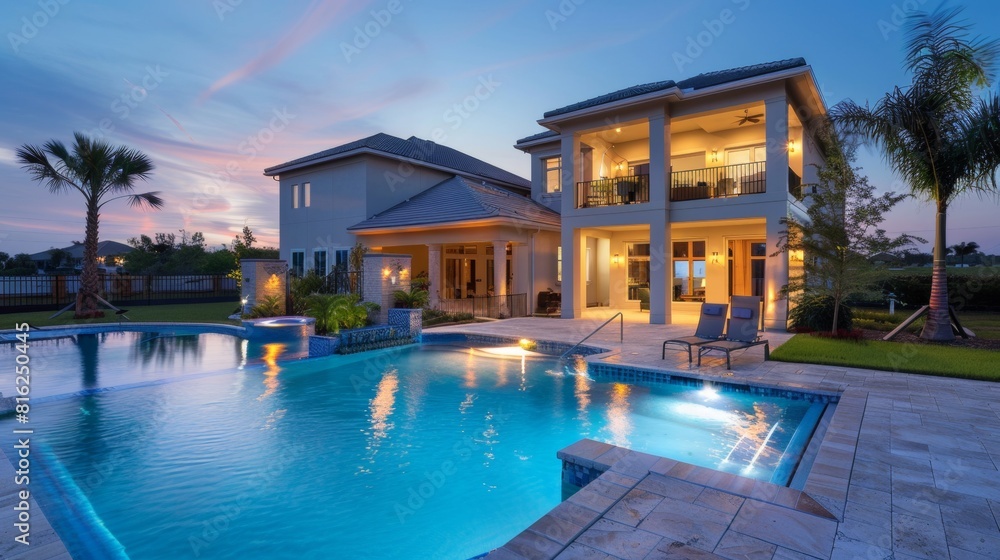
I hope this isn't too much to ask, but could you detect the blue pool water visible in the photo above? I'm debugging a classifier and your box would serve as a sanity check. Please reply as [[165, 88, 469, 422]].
[[1, 332, 827, 559]]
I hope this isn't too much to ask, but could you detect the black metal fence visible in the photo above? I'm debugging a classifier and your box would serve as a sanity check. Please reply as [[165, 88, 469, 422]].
[[436, 293, 528, 319], [0, 274, 239, 313], [323, 269, 364, 297]]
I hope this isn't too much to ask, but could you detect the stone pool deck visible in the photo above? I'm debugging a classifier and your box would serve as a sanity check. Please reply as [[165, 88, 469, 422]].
[[433, 314, 1000, 560]]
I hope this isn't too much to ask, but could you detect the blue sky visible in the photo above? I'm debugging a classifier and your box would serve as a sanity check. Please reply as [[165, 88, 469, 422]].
[[2, 0, 998, 257]]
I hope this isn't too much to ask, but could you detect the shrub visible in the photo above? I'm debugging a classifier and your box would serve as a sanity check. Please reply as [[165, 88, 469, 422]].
[[789, 293, 853, 332], [305, 293, 380, 335], [290, 271, 327, 314], [393, 286, 429, 309], [247, 295, 283, 318]]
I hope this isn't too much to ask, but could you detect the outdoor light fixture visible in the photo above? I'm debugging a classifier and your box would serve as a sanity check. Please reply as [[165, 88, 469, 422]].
[[711, 149, 718, 163], [615, 127, 622, 133], [788, 140, 795, 153], [711, 251, 720, 264], [612, 253, 621, 266]]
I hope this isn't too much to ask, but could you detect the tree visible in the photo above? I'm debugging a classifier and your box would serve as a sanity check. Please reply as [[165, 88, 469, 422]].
[[776, 127, 922, 333], [0, 252, 9, 270], [48, 248, 71, 270], [1, 253, 38, 276], [950, 241, 980, 266], [831, 7, 1000, 341], [16, 133, 161, 317]]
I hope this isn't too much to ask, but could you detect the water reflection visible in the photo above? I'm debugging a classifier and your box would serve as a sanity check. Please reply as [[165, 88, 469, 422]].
[[574, 371, 592, 431], [256, 343, 285, 401], [463, 350, 477, 388], [604, 383, 633, 447], [75, 333, 101, 388], [360, 371, 399, 471], [130, 332, 203, 368], [721, 403, 783, 475]]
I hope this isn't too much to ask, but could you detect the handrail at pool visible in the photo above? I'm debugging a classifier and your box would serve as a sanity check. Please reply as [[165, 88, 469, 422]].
[[560, 312, 623, 359]]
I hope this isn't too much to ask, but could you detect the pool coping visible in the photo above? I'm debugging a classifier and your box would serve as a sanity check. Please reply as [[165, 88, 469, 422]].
[[0, 322, 247, 343]]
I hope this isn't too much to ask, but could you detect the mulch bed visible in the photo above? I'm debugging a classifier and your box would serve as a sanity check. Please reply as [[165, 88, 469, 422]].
[[857, 328, 1000, 351]]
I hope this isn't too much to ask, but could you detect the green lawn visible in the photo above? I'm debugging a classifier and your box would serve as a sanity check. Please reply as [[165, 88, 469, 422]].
[[771, 334, 1000, 381], [1, 301, 241, 328]]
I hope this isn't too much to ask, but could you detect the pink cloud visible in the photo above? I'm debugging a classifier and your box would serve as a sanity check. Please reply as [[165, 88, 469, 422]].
[[200, 0, 371, 102]]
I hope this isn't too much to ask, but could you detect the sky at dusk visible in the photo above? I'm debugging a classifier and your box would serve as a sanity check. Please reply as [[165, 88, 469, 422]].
[[2, 0, 999, 257]]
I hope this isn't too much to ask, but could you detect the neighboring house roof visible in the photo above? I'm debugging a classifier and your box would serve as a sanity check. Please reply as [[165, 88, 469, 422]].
[[30, 240, 132, 261], [540, 58, 808, 119], [348, 176, 560, 232], [264, 133, 530, 190]]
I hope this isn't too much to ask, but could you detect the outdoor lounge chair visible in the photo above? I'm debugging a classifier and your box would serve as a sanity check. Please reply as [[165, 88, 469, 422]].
[[697, 295, 769, 369], [661, 302, 728, 362]]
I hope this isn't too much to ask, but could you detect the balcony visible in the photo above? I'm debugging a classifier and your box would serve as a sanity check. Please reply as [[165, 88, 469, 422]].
[[576, 174, 649, 208], [573, 163, 804, 207], [671, 162, 767, 201]]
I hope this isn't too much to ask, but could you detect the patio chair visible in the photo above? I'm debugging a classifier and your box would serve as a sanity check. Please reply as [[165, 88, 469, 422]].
[[661, 302, 728, 362], [697, 295, 769, 369]]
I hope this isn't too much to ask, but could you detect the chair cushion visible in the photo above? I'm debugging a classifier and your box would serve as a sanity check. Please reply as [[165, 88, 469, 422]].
[[731, 307, 753, 319], [702, 304, 724, 316]]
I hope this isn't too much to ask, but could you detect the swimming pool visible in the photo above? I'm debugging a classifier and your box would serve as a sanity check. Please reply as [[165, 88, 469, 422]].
[[0, 332, 829, 559]]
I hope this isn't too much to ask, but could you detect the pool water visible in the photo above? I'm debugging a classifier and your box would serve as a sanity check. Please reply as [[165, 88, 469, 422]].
[[1, 335, 826, 559]]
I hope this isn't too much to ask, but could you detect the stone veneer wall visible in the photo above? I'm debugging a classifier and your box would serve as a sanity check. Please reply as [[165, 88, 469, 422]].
[[241, 259, 288, 315], [362, 253, 411, 324]]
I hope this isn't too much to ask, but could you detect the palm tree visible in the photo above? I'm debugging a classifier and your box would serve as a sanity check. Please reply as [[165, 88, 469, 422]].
[[831, 7, 1000, 341], [949, 241, 980, 266], [16, 133, 161, 318]]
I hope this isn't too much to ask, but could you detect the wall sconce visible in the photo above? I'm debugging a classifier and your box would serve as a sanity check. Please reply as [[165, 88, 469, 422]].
[[612, 253, 621, 266], [790, 249, 804, 263], [382, 267, 391, 278], [711, 251, 720, 264], [788, 140, 795, 153], [711, 149, 718, 163]]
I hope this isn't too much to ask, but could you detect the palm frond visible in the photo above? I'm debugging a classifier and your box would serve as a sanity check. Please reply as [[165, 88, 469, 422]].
[[15, 142, 82, 195]]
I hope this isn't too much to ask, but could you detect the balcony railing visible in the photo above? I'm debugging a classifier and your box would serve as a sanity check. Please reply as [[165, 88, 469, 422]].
[[671, 162, 767, 201], [576, 174, 649, 208]]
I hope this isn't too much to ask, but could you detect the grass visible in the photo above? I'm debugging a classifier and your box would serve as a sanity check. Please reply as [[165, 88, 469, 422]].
[[772, 334, 1000, 381], [2, 301, 242, 328]]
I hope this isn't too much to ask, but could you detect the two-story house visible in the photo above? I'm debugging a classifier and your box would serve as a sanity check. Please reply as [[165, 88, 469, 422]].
[[515, 58, 828, 329], [263, 134, 561, 310]]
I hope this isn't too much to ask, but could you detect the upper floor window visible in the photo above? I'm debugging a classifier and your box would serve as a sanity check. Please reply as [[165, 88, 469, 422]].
[[292, 184, 299, 208], [543, 157, 561, 193], [303, 182, 311, 207]]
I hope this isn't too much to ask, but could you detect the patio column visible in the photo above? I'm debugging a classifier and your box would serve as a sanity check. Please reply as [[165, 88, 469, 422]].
[[765, 95, 790, 201], [492, 241, 508, 298], [764, 210, 789, 330], [427, 244, 441, 309], [648, 108, 671, 324]]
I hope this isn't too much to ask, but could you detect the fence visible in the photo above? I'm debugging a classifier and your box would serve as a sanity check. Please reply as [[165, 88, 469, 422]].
[[436, 293, 528, 319], [0, 274, 239, 313], [322, 269, 364, 297]]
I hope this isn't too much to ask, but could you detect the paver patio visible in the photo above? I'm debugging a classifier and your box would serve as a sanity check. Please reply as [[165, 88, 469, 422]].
[[434, 312, 1000, 560]]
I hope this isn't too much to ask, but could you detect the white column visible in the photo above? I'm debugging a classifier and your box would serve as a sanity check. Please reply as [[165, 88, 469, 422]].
[[560, 227, 583, 318], [427, 244, 441, 309], [648, 108, 671, 324], [649, 215, 671, 325], [492, 241, 508, 297], [765, 95, 790, 201], [764, 95, 790, 330]]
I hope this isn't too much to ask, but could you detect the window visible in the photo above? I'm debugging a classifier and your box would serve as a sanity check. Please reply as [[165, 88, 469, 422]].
[[334, 249, 349, 270], [672, 241, 706, 302], [543, 156, 562, 193], [626, 243, 650, 300], [292, 184, 299, 208], [303, 182, 311, 207], [291, 250, 304, 277], [556, 246, 562, 283], [313, 249, 327, 275]]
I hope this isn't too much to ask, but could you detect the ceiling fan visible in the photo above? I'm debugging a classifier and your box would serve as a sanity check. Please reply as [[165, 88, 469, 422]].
[[735, 108, 763, 126]]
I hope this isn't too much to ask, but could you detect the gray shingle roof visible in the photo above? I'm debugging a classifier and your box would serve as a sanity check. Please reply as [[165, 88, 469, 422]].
[[348, 176, 560, 232], [264, 133, 529, 189], [515, 130, 559, 145], [542, 58, 807, 118], [29, 240, 132, 261]]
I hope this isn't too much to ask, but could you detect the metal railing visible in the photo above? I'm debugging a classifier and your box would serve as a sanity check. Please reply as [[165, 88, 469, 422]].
[[671, 161, 767, 201], [436, 293, 528, 319], [0, 274, 239, 312], [575, 174, 649, 208], [560, 312, 623, 358]]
